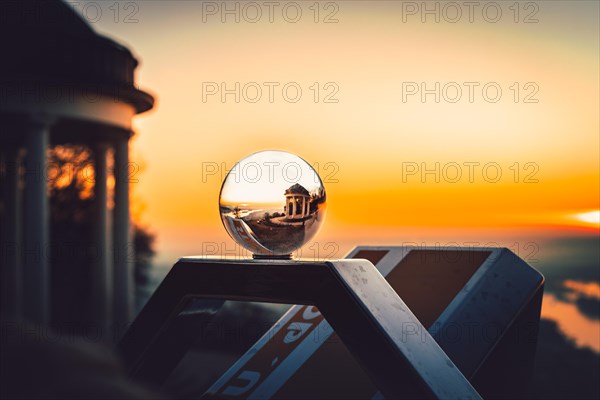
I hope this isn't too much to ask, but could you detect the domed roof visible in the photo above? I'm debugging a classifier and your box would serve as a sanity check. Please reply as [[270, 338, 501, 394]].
[[0, 0, 153, 114], [285, 184, 310, 196], [0, 0, 96, 36]]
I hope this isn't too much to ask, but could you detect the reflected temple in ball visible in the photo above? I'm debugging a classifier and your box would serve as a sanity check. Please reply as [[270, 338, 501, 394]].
[[219, 150, 327, 258]]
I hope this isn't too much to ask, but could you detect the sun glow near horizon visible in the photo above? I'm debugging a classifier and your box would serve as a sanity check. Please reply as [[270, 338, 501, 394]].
[[575, 210, 600, 226]]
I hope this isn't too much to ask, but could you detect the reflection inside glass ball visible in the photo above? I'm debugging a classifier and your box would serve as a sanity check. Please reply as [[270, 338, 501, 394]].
[[219, 150, 326, 258]]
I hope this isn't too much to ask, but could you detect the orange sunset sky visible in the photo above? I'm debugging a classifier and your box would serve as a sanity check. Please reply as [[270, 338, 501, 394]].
[[73, 1, 599, 263]]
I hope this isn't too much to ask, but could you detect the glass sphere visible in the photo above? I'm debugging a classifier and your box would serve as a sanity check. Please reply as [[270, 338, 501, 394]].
[[219, 150, 326, 258]]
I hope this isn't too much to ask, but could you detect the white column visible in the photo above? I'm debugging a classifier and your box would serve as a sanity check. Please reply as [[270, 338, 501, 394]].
[[113, 135, 132, 331], [22, 118, 51, 325], [92, 142, 111, 335], [292, 196, 297, 216], [0, 146, 23, 319]]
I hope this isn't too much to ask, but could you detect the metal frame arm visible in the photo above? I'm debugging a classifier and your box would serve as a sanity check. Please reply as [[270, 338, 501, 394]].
[[118, 257, 481, 400]]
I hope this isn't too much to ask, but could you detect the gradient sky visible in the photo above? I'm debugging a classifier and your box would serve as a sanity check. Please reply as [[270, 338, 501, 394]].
[[71, 1, 599, 263]]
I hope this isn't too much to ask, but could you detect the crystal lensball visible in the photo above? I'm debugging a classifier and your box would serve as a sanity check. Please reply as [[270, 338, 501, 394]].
[[219, 150, 326, 258]]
